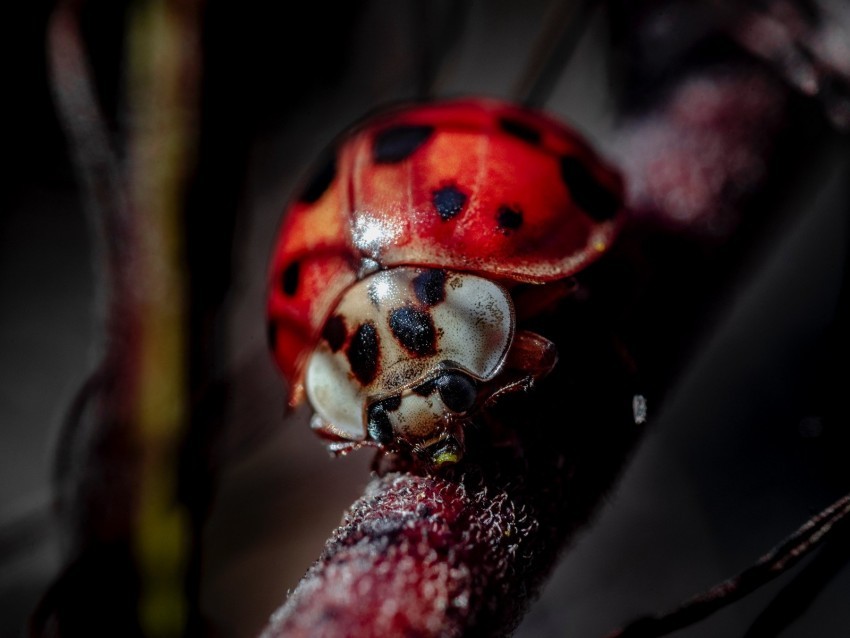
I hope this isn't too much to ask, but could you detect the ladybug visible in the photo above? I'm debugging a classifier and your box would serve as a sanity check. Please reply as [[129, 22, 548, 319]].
[[267, 98, 623, 467]]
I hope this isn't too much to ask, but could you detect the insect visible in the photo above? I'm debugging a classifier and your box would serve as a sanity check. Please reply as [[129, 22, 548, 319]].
[[266, 98, 624, 467]]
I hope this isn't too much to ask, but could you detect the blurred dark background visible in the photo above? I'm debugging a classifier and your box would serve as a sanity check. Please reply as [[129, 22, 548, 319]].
[[3, 1, 849, 636]]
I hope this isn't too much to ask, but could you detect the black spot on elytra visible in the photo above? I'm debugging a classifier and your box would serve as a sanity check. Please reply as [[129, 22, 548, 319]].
[[367, 402, 393, 444], [321, 315, 347, 352], [497, 206, 523, 233], [299, 154, 336, 203], [373, 125, 434, 163], [412, 269, 447, 306], [389, 307, 437, 357], [267, 322, 277, 349], [432, 185, 467, 221], [282, 262, 300, 296], [499, 117, 542, 145], [347, 322, 380, 385], [560, 156, 620, 221]]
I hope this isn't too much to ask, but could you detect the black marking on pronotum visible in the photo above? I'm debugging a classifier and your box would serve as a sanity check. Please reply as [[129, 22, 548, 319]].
[[389, 307, 437, 357], [282, 262, 300, 296], [412, 269, 447, 306], [367, 403, 394, 444], [496, 206, 523, 233], [373, 125, 434, 163], [298, 154, 336, 203], [432, 184, 467, 221], [321, 314, 347, 352], [560, 155, 619, 221], [347, 322, 380, 385], [499, 117, 542, 145]]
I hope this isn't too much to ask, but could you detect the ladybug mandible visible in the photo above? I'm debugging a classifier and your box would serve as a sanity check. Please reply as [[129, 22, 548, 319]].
[[267, 98, 623, 467]]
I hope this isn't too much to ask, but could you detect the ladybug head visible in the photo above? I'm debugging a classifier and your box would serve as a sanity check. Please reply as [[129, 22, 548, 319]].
[[305, 267, 515, 466], [365, 368, 482, 466]]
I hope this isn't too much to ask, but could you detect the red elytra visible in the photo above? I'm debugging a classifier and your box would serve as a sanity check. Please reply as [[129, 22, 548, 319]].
[[267, 98, 624, 403]]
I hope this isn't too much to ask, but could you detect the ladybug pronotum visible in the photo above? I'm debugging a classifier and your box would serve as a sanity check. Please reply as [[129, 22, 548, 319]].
[[267, 98, 623, 467]]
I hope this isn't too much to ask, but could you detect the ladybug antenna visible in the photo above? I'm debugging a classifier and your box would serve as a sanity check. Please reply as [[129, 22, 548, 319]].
[[603, 492, 850, 638], [512, 0, 598, 109]]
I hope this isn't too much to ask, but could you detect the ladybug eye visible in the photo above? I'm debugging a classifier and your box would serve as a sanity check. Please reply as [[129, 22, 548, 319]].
[[367, 395, 401, 444], [436, 373, 477, 413]]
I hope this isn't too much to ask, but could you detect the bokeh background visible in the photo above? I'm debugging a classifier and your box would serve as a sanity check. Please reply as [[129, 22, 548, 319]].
[[4, 1, 850, 636]]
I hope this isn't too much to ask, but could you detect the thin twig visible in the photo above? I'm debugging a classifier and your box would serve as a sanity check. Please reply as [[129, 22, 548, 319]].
[[37, 1, 204, 636], [46, 0, 132, 332], [511, 0, 597, 108], [412, 0, 472, 99], [604, 493, 850, 638]]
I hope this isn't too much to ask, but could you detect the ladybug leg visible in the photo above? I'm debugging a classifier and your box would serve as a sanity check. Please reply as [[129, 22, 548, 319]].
[[475, 331, 558, 449], [483, 330, 558, 406], [369, 448, 417, 476], [511, 329, 557, 369], [310, 413, 381, 457], [504, 329, 558, 383]]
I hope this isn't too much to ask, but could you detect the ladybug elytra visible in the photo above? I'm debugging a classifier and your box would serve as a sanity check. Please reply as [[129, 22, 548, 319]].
[[267, 98, 623, 466]]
